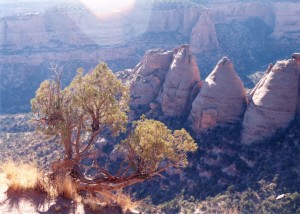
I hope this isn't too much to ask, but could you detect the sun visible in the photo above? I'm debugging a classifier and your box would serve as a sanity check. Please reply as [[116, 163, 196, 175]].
[[79, 0, 136, 18]]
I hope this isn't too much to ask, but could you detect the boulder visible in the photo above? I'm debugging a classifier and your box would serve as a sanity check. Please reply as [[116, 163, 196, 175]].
[[189, 57, 247, 132], [158, 45, 201, 116], [241, 58, 300, 144], [129, 49, 173, 108]]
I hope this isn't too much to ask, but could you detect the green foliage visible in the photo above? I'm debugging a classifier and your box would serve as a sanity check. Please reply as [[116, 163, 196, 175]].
[[124, 117, 197, 175], [31, 62, 197, 190], [31, 62, 129, 158], [70, 64, 129, 136], [194, 181, 300, 214], [29, 61, 199, 198]]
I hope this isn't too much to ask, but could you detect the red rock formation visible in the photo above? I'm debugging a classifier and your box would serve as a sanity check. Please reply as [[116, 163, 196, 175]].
[[241, 56, 300, 144], [129, 49, 173, 108], [189, 57, 247, 132], [158, 45, 201, 116]]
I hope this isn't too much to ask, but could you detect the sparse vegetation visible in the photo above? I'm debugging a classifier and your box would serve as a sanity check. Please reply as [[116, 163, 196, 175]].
[[13, 62, 196, 211], [1, 60, 300, 212], [0, 130, 63, 169]]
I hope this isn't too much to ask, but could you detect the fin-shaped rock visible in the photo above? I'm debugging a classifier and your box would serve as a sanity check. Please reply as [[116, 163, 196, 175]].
[[241, 57, 300, 144], [158, 45, 201, 116], [189, 57, 247, 131]]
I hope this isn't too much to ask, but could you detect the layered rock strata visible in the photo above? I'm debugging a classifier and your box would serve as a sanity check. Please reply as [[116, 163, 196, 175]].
[[241, 56, 300, 144], [158, 45, 201, 116], [189, 57, 247, 132], [2, 1, 300, 113]]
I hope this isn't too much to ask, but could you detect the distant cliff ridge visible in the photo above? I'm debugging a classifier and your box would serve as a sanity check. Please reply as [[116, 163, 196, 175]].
[[0, 0, 300, 113], [1, 1, 299, 52]]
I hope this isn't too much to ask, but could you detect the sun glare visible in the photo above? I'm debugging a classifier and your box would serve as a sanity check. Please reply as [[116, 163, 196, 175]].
[[80, 0, 136, 18]]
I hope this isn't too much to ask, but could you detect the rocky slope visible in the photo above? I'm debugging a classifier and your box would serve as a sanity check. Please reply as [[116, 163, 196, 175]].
[[1, 0, 300, 113], [2, 52, 300, 213]]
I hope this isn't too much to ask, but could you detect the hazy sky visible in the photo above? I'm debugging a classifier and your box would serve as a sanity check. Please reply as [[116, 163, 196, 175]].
[[0, 0, 139, 18]]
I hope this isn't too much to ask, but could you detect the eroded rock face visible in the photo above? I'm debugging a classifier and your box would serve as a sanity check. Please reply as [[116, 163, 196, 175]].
[[241, 58, 300, 144], [158, 45, 201, 116], [189, 57, 247, 132], [129, 49, 173, 108], [190, 11, 219, 54]]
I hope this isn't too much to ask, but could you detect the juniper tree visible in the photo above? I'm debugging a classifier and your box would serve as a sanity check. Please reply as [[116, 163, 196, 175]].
[[31, 62, 197, 194]]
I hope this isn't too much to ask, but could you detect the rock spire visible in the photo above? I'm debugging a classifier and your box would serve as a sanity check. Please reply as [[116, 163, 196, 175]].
[[158, 45, 201, 116], [189, 57, 247, 131], [241, 56, 300, 144]]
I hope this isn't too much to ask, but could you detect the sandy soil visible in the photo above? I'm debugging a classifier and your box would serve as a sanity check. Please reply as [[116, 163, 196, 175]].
[[0, 174, 86, 214]]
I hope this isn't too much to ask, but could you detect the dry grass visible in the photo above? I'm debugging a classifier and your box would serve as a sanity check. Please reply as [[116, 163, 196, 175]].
[[0, 160, 138, 212], [0, 160, 41, 191], [0, 160, 78, 200], [115, 192, 139, 211], [83, 190, 138, 213], [46, 174, 78, 200]]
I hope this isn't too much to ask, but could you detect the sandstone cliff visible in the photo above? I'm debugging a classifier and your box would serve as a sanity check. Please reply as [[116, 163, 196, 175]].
[[210, 2, 275, 26], [189, 57, 247, 132], [241, 56, 300, 144], [272, 3, 300, 40]]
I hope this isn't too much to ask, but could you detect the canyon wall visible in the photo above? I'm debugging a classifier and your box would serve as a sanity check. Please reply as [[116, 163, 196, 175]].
[[1, 0, 300, 113]]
